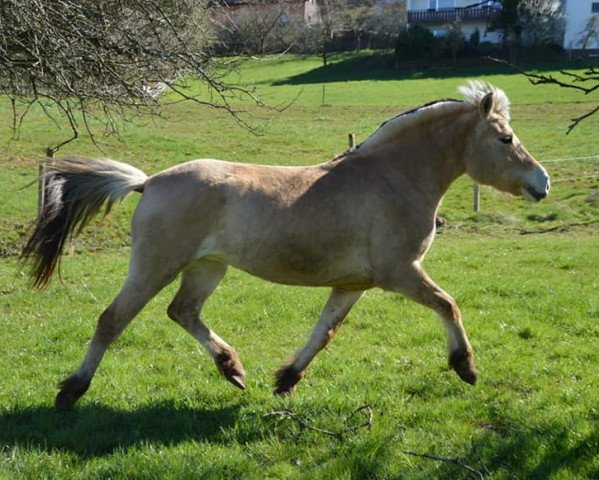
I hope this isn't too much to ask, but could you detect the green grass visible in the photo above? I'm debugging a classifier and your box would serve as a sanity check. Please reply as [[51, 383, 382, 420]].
[[1, 52, 599, 479]]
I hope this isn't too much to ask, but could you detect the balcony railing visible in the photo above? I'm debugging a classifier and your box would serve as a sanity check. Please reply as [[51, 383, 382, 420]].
[[408, 6, 500, 24]]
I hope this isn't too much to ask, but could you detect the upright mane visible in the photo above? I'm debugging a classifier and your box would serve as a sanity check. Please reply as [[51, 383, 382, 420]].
[[459, 80, 511, 120], [356, 81, 510, 153]]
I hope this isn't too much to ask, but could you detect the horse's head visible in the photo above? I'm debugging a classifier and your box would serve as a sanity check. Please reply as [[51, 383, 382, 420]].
[[462, 82, 550, 202]]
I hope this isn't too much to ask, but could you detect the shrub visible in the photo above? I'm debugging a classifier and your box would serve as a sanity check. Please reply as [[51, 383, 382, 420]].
[[469, 28, 481, 53], [394, 24, 438, 62]]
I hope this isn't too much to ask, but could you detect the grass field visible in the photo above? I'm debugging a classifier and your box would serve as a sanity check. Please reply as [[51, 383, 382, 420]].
[[1, 52, 599, 479]]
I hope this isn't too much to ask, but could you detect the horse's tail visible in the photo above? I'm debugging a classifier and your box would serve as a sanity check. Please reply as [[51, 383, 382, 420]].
[[22, 157, 149, 289]]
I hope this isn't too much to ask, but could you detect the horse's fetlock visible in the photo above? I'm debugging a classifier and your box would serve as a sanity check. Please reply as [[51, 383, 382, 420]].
[[274, 364, 304, 396], [55, 374, 92, 409]]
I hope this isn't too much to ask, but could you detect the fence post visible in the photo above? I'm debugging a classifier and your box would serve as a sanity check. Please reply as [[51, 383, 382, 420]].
[[473, 182, 480, 213], [348, 133, 356, 149], [38, 147, 54, 215]]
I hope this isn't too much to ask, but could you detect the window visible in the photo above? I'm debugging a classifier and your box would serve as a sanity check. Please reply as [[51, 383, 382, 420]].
[[593, 3, 599, 14], [428, 0, 454, 10], [438, 0, 454, 10]]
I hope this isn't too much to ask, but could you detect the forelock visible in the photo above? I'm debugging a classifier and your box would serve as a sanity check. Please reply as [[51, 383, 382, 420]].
[[459, 80, 511, 121]]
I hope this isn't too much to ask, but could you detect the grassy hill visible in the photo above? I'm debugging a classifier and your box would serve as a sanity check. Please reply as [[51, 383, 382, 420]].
[[1, 53, 598, 479]]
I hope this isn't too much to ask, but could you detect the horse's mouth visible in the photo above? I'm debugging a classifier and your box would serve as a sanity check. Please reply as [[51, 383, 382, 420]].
[[523, 185, 547, 202]]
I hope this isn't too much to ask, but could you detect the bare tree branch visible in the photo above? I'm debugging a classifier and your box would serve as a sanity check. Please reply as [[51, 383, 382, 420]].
[[0, 0, 265, 152], [263, 404, 373, 439], [400, 450, 485, 480], [487, 57, 599, 132]]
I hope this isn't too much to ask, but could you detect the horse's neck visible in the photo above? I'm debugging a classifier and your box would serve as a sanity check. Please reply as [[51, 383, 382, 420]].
[[364, 109, 472, 206]]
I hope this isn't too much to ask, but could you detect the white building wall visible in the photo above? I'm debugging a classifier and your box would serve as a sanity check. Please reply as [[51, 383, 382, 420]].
[[408, 0, 498, 9], [407, 0, 502, 44], [563, 0, 599, 50], [463, 21, 502, 44]]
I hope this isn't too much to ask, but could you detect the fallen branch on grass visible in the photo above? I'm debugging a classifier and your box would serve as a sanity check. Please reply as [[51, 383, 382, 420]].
[[400, 450, 485, 480], [263, 403, 373, 439]]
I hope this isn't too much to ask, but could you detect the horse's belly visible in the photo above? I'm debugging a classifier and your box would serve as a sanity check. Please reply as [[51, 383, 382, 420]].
[[229, 246, 375, 289]]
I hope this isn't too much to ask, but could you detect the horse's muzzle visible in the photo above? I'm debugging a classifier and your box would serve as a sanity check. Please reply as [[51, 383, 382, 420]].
[[523, 166, 550, 202], [524, 184, 548, 202]]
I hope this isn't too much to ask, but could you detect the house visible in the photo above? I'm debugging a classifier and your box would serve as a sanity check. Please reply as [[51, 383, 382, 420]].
[[406, 0, 502, 44], [562, 0, 599, 51]]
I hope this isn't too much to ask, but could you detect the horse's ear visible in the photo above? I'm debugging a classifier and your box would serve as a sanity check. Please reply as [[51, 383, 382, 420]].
[[479, 92, 494, 119]]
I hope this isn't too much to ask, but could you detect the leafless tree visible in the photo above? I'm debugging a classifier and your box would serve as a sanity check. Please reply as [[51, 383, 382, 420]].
[[577, 15, 599, 51], [524, 68, 599, 133], [490, 56, 599, 132], [345, 1, 376, 51], [0, 0, 264, 154], [518, 0, 564, 47], [370, 1, 407, 48], [443, 19, 464, 66]]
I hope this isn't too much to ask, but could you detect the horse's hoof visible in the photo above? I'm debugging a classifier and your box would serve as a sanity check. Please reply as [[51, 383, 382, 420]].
[[226, 374, 246, 390], [215, 350, 246, 390], [55, 375, 90, 409], [273, 364, 304, 396], [455, 366, 477, 385], [449, 350, 477, 385]]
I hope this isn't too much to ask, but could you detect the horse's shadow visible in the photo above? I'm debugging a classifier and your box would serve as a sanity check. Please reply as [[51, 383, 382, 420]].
[[0, 401, 244, 458], [2, 400, 598, 477]]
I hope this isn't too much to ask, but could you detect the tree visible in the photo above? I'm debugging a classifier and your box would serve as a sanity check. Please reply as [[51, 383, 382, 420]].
[[313, 0, 350, 66], [395, 25, 437, 63], [518, 0, 564, 47], [345, 0, 376, 51], [371, 1, 407, 48], [443, 19, 465, 66], [524, 69, 599, 133], [490, 0, 522, 60], [0, 0, 262, 154], [577, 15, 599, 50], [469, 27, 481, 54]]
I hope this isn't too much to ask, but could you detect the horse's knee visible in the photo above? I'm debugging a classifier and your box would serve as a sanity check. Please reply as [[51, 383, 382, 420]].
[[434, 294, 461, 322]]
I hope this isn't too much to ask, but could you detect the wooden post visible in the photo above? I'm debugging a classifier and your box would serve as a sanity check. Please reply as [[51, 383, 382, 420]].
[[37, 162, 45, 216], [38, 147, 54, 215], [321, 84, 326, 107], [473, 182, 480, 213], [348, 133, 356, 149]]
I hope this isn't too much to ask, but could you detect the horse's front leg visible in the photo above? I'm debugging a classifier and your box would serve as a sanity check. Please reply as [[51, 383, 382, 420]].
[[274, 288, 363, 395], [386, 263, 477, 385]]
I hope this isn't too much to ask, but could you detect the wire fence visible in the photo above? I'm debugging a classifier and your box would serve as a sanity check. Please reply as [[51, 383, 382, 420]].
[[471, 153, 599, 211]]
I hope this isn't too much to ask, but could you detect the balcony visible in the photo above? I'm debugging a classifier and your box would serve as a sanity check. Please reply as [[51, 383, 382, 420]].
[[408, 6, 501, 24]]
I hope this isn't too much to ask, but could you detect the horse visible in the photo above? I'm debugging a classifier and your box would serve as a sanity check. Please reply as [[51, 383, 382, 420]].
[[22, 81, 550, 408]]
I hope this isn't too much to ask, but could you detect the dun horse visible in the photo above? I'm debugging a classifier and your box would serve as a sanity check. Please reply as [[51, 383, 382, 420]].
[[23, 82, 550, 408]]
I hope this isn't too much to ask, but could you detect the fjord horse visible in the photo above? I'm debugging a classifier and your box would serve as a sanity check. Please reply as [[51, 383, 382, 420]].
[[23, 81, 550, 407]]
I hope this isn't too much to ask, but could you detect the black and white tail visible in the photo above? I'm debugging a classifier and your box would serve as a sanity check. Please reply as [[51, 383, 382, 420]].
[[22, 157, 148, 288]]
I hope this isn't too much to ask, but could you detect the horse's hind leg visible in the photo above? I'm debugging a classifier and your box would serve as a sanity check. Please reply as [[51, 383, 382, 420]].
[[167, 259, 245, 390], [274, 288, 363, 396], [56, 256, 180, 408]]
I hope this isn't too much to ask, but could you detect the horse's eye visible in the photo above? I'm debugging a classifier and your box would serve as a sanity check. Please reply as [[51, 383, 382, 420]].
[[499, 136, 513, 144]]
